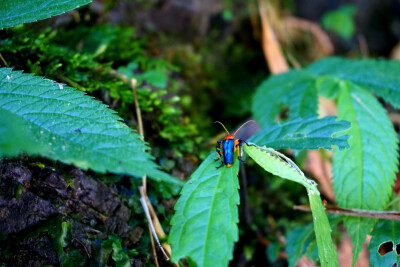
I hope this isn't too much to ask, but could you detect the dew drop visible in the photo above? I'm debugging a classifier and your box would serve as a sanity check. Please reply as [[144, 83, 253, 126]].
[[40, 131, 44, 134], [49, 143, 52, 146], [59, 84, 63, 90], [6, 75, 10, 81], [52, 136, 55, 141]]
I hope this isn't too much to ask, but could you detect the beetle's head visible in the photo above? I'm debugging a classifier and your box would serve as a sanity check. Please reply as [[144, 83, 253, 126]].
[[224, 134, 235, 140]]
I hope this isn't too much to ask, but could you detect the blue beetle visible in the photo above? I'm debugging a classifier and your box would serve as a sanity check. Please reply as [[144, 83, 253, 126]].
[[214, 120, 255, 168]]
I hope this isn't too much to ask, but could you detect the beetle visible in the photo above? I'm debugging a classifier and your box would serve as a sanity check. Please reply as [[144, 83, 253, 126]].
[[214, 120, 255, 168]]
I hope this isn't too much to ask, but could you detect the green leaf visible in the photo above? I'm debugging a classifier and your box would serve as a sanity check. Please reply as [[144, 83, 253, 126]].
[[368, 220, 400, 267], [135, 70, 168, 88], [286, 223, 315, 267], [333, 82, 398, 264], [252, 70, 318, 126], [253, 58, 400, 122], [309, 57, 400, 108], [266, 243, 281, 262], [249, 116, 350, 151], [169, 154, 240, 266], [252, 56, 400, 264], [286, 216, 342, 267], [0, 0, 92, 30], [321, 5, 355, 39], [244, 144, 338, 267], [0, 68, 181, 185], [101, 235, 130, 267]]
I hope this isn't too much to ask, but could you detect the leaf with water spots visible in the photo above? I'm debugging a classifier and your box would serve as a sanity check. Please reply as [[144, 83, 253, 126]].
[[0, 68, 182, 185]]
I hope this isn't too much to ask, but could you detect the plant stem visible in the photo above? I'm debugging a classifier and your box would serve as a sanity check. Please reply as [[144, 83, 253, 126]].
[[294, 205, 400, 221], [0, 53, 9, 67]]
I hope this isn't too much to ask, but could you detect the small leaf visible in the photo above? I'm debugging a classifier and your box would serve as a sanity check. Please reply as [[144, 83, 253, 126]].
[[244, 144, 338, 267], [286, 223, 315, 267], [286, 216, 342, 267], [368, 220, 400, 267], [333, 82, 398, 264], [0, 68, 181, 185], [135, 70, 168, 88], [169, 154, 240, 266], [249, 116, 350, 151], [0, 0, 92, 30], [322, 5, 355, 39], [266, 243, 281, 262]]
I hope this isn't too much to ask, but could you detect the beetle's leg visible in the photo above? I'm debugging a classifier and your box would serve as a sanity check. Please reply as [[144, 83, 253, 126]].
[[239, 138, 249, 146], [216, 161, 224, 169], [215, 141, 224, 162], [215, 148, 223, 162], [216, 148, 224, 168]]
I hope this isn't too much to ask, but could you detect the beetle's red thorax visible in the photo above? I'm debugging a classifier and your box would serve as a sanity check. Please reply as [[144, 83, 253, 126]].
[[224, 134, 235, 140]]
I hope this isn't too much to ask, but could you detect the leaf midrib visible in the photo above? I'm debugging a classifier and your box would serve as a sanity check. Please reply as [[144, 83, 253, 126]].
[[202, 167, 226, 266]]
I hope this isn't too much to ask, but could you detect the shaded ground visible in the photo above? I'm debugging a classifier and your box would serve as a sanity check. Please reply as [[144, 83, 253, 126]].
[[0, 157, 143, 266]]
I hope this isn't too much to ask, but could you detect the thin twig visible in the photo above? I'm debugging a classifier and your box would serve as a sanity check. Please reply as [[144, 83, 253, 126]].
[[131, 78, 147, 194], [100, 69, 173, 263], [72, 237, 91, 258], [149, 224, 160, 267], [131, 79, 144, 139], [294, 205, 400, 221], [358, 34, 370, 58], [0, 53, 9, 67], [131, 78, 172, 263], [140, 187, 170, 261], [239, 163, 252, 224]]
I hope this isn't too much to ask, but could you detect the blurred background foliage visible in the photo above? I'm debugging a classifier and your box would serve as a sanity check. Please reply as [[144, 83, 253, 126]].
[[1, 0, 400, 266]]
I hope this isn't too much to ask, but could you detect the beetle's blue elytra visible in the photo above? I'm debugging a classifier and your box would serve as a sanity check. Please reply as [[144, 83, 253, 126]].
[[214, 120, 255, 168]]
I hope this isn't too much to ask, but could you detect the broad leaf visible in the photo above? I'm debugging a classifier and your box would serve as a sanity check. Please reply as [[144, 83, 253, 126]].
[[169, 154, 240, 266], [249, 116, 350, 151], [244, 144, 338, 267], [0, 0, 92, 30], [252, 57, 400, 125], [252, 71, 318, 126], [308, 57, 400, 108], [333, 82, 398, 264], [368, 220, 400, 267], [0, 68, 181, 185]]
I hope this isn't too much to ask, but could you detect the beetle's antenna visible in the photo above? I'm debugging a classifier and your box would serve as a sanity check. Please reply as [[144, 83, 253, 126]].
[[214, 121, 230, 135], [233, 120, 256, 136]]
